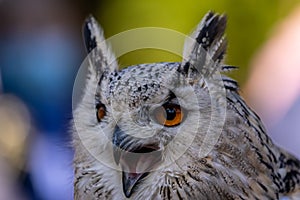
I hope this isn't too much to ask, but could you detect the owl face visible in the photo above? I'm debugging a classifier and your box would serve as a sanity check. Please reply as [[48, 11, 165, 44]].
[[93, 62, 208, 197], [73, 12, 228, 198]]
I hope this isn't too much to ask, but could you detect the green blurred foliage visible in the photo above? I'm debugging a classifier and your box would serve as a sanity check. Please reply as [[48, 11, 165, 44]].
[[95, 0, 299, 85]]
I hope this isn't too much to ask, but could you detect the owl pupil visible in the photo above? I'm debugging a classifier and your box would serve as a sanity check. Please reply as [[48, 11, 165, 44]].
[[165, 107, 176, 120], [153, 103, 183, 127]]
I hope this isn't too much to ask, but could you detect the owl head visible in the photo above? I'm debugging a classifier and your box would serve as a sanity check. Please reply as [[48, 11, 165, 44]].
[[73, 12, 234, 198]]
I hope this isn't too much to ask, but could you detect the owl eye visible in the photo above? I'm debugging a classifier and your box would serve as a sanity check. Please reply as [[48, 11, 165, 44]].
[[153, 103, 184, 127], [96, 103, 106, 122]]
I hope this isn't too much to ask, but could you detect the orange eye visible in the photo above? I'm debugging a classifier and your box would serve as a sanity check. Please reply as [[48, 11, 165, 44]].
[[153, 104, 184, 127], [96, 104, 106, 122]]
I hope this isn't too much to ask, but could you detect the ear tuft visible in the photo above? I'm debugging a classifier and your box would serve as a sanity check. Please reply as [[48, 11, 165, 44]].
[[194, 11, 227, 52], [83, 15, 118, 76], [180, 11, 228, 80]]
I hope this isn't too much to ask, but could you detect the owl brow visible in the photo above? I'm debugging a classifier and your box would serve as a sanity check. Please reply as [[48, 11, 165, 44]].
[[95, 72, 108, 101], [97, 72, 106, 86], [94, 98, 102, 108], [165, 91, 178, 104]]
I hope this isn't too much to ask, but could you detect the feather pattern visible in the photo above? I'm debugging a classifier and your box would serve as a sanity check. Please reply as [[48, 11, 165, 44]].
[[83, 16, 118, 75], [73, 11, 300, 200]]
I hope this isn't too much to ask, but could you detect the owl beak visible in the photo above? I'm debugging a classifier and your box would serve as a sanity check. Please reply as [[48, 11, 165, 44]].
[[113, 145, 162, 198], [112, 126, 162, 197], [122, 171, 148, 198], [113, 145, 121, 165]]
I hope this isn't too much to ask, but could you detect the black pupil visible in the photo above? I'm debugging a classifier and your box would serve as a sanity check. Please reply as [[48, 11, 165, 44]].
[[165, 107, 176, 120]]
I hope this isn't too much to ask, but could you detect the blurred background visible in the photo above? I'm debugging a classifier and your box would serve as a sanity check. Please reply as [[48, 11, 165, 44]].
[[0, 0, 299, 199]]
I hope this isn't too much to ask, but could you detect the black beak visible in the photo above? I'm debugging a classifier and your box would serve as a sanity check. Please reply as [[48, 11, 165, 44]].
[[122, 171, 149, 198], [112, 126, 123, 165], [112, 126, 162, 198]]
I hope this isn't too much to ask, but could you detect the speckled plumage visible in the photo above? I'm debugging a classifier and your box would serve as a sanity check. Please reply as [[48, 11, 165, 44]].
[[72, 12, 300, 199]]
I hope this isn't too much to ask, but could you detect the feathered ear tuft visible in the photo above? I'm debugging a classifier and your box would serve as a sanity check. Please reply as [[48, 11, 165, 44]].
[[180, 11, 228, 82], [83, 16, 118, 77]]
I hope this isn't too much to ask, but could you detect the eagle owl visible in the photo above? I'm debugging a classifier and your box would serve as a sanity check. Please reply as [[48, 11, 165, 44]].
[[72, 12, 300, 199]]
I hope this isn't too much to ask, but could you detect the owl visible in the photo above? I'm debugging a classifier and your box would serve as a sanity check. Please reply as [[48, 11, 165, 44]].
[[72, 12, 300, 199]]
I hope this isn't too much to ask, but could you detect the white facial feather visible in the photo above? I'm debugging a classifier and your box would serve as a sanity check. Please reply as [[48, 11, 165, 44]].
[[73, 11, 300, 200]]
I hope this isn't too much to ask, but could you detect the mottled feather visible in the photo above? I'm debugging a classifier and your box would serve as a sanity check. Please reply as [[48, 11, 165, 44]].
[[73, 11, 300, 200]]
